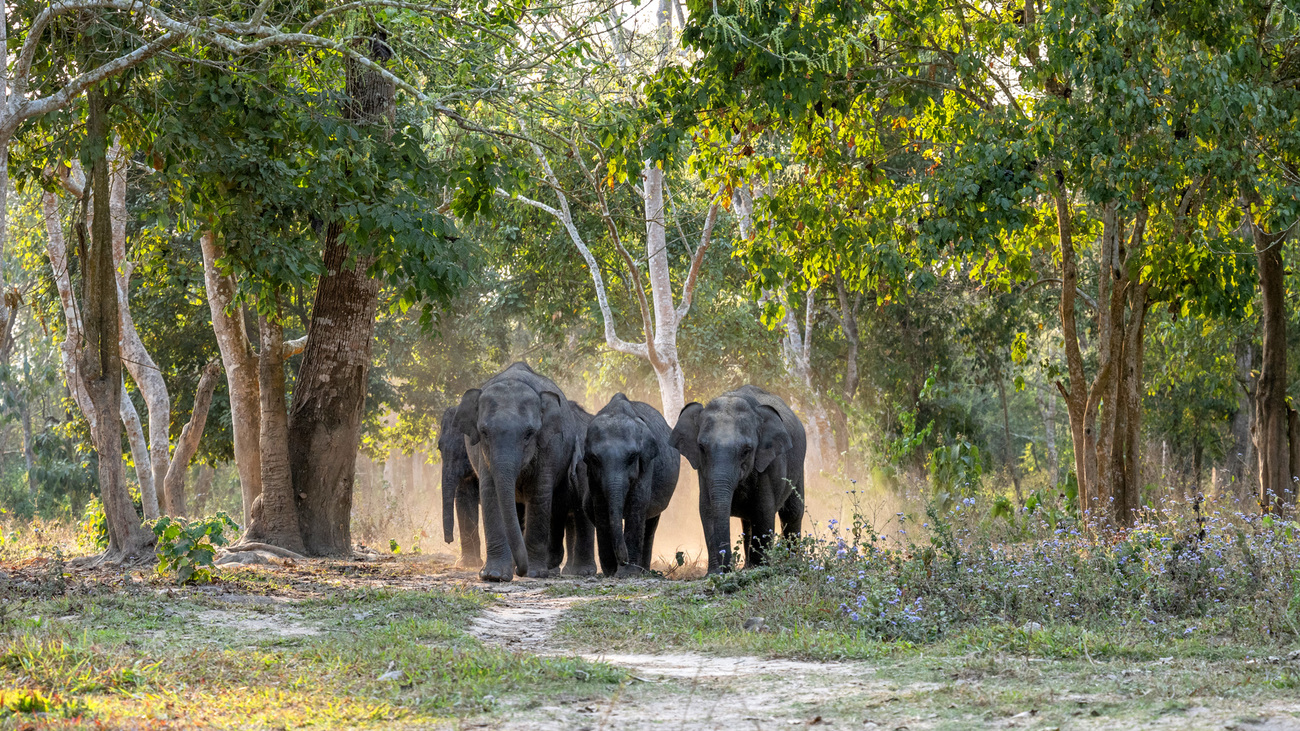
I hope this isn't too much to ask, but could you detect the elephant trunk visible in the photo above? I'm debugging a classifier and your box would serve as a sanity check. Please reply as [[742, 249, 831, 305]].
[[606, 481, 629, 566], [442, 468, 457, 544], [705, 464, 739, 570], [490, 453, 529, 576]]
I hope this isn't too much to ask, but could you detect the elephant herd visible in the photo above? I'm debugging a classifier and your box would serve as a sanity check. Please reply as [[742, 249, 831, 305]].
[[437, 362, 807, 582]]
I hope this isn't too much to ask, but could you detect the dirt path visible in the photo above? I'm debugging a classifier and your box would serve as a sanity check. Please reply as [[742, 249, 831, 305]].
[[467, 583, 885, 730]]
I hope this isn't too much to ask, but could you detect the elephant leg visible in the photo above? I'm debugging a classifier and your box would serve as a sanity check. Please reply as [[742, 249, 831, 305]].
[[618, 501, 649, 577], [474, 466, 514, 582], [522, 481, 554, 578], [747, 509, 777, 568], [778, 484, 804, 541], [455, 483, 482, 570], [640, 514, 661, 573]]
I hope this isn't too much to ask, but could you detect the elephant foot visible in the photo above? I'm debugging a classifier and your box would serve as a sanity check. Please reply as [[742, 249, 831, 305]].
[[615, 564, 648, 578], [479, 559, 515, 582], [562, 562, 597, 577]]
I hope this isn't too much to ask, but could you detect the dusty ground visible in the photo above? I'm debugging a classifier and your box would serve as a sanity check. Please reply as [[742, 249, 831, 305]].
[[3, 553, 1300, 730]]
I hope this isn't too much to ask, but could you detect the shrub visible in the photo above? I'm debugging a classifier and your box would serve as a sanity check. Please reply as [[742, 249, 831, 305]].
[[772, 494, 1300, 645], [152, 513, 240, 584]]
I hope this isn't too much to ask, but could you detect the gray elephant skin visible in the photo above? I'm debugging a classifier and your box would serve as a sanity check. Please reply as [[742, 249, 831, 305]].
[[577, 394, 680, 576], [671, 385, 805, 573], [455, 362, 594, 581], [437, 405, 481, 569]]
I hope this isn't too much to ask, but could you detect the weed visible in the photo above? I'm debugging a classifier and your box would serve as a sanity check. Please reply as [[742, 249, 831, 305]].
[[152, 513, 240, 584]]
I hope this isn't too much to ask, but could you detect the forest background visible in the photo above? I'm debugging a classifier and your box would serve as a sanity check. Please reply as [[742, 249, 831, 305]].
[[0, 0, 1296, 560]]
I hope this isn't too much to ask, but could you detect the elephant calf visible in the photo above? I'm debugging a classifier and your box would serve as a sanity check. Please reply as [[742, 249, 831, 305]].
[[578, 394, 680, 576], [671, 385, 806, 574], [437, 405, 481, 569]]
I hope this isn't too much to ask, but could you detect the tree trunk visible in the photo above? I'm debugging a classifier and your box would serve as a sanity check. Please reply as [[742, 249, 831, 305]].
[[1224, 341, 1256, 501], [21, 391, 35, 510], [191, 465, 216, 516], [108, 142, 173, 511], [997, 376, 1022, 504], [245, 310, 306, 553], [120, 383, 158, 517], [81, 88, 151, 561], [161, 361, 222, 517], [1054, 183, 1090, 513], [201, 231, 262, 526], [1251, 210, 1294, 514], [286, 42, 394, 556]]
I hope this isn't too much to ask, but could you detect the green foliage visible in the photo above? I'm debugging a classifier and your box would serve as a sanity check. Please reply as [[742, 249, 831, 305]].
[[77, 497, 109, 552], [151, 513, 240, 584], [927, 438, 983, 510]]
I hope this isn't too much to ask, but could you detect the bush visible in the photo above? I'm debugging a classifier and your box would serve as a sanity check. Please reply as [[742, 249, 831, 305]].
[[771, 495, 1300, 645], [152, 513, 240, 584], [77, 487, 145, 552]]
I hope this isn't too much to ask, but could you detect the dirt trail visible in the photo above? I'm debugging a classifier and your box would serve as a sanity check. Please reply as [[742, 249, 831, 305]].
[[468, 582, 882, 730]]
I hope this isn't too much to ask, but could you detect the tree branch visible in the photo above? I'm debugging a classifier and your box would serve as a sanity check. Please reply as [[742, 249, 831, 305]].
[[674, 201, 720, 321]]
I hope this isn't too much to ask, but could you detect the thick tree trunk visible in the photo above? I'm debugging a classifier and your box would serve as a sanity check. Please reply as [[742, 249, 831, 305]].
[[201, 231, 262, 526], [81, 88, 151, 561], [287, 44, 393, 556], [161, 361, 222, 517], [245, 310, 306, 553]]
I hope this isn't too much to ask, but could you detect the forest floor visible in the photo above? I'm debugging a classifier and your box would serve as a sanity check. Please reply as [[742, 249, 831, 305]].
[[2, 551, 1299, 730]]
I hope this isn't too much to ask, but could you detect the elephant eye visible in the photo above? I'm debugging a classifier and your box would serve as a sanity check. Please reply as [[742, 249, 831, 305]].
[[524, 427, 536, 439]]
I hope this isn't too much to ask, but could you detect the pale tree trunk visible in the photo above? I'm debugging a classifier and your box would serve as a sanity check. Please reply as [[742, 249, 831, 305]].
[[161, 360, 222, 517], [1245, 195, 1296, 514], [81, 88, 151, 561], [120, 384, 156, 516], [499, 152, 718, 427], [21, 390, 35, 509], [107, 142, 172, 513], [200, 231, 262, 526]]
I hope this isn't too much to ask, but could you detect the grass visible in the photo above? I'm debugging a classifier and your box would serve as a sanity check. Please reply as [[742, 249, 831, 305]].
[[0, 558, 627, 729]]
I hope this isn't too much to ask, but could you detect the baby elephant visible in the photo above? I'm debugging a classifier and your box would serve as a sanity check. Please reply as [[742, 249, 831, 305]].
[[579, 394, 680, 576]]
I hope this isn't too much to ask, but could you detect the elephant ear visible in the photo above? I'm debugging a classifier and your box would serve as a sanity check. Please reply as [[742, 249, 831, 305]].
[[671, 402, 704, 469], [754, 404, 792, 473], [539, 391, 565, 430], [455, 389, 482, 445]]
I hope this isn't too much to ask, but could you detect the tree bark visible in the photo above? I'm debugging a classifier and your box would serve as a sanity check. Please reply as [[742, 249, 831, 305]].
[[120, 383, 157, 517], [1035, 383, 1059, 484], [108, 142, 173, 510], [161, 361, 222, 517], [1054, 182, 1090, 513], [81, 88, 151, 561], [201, 231, 262, 526], [245, 310, 306, 553], [1223, 340, 1256, 500], [1250, 206, 1295, 514]]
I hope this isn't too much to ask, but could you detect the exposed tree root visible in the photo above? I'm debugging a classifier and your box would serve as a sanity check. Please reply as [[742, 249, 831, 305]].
[[223, 542, 307, 560]]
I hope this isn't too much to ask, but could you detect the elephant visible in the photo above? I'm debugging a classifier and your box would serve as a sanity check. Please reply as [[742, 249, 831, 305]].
[[550, 402, 597, 576], [577, 393, 680, 577], [671, 385, 806, 574], [454, 362, 593, 581], [437, 405, 481, 569]]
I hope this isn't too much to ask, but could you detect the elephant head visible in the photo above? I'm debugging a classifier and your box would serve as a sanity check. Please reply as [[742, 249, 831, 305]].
[[455, 381, 565, 577], [671, 394, 792, 571], [584, 394, 659, 569]]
